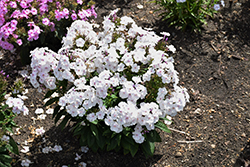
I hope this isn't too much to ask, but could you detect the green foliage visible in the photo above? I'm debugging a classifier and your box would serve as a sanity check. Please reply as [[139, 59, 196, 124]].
[[0, 104, 19, 166], [11, 79, 25, 97], [52, 100, 171, 157], [154, 0, 220, 32], [0, 73, 8, 103]]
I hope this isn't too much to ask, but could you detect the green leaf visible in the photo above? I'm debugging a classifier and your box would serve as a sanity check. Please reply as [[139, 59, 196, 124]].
[[40, 33, 46, 44], [96, 134, 106, 150], [159, 117, 172, 123], [155, 121, 171, 133], [59, 114, 71, 130], [79, 134, 87, 146], [19, 46, 31, 66], [44, 89, 57, 99], [0, 161, 10, 167], [44, 97, 59, 107], [0, 147, 7, 153], [54, 109, 66, 124], [74, 126, 87, 137], [0, 154, 12, 164], [107, 136, 119, 151], [8, 136, 19, 155], [141, 140, 155, 157], [129, 143, 139, 157], [103, 128, 112, 136], [90, 124, 99, 139], [91, 120, 98, 125], [123, 148, 130, 155], [146, 130, 162, 143], [5, 127, 13, 134], [91, 140, 99, 152], [87, 131, 95, 147], [52, 105, 61, 119]]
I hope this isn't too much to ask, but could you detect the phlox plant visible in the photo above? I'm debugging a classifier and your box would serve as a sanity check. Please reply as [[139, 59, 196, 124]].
[[0, 70, 8, 103], [0, 0, 96, 65], [0, 71, 29, 167], [154, 0, 225, 32], [29, 9, 189, 157]]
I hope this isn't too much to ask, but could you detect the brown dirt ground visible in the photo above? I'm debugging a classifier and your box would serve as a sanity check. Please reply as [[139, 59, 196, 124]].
[[0, 0, 250, 166]]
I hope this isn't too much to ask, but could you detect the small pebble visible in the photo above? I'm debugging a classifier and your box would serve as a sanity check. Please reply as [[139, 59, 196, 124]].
[[137, 4, 143, 9], [176, 152, 182, 157]]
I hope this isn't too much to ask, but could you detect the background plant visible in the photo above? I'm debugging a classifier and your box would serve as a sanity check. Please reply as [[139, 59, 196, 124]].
[[0, 71, 28, 167], [0, 0, 96, 65], [29, 9, 189, 157], [0, 71, 8, 103], [154, 0, 225, 32]]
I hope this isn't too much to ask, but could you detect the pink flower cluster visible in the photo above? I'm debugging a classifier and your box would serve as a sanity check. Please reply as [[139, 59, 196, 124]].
[[0, 0, 97, 51]]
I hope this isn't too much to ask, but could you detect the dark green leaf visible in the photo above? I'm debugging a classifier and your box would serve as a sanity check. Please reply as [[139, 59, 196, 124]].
[[155, 121, 171, 133], [8, 136, 19, 155], [96, 134, 106, 150], [129, 142, 139, 157], [90, 124, 99, 139], [44, 89, 57, 99], [59, 114, 71, 130], [44, 97, 59, 107], [54, 109, 66, 124], [146, 130, 162, 143], [87, 131, 95, 147], [0, 161, 10, 167], [141, 140, 155, 157], [52, 105, 61, 119], [91, 140, 99, 152], [0, 154, 12, 164]]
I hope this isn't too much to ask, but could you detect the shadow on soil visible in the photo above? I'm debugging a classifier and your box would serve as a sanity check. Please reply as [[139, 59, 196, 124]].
[[13, 125, 162, 167]]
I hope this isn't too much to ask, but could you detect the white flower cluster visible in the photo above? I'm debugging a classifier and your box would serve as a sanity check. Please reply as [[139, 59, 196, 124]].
[[42, 144, 63, 154], [1, 135, 10, 143], [5, 97, 29, 115], [29, 10, 189, 143]]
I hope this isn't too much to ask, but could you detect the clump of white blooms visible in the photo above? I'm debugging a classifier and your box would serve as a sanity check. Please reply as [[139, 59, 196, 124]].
[[21, 159, 32, 167], [29, 9, 189, 144], [42, 144, 63, 154], [81, 146, 89, 153], [35, 127, 45, 136], [1, 135, 10, 143], [5, 97, 29, 115]]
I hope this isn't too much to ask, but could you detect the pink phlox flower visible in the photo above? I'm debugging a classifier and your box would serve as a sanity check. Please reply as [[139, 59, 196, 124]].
[[91, 5, 97, 18], [23, 9, 30, 15], [13, 34, 18, 39], [77, 0, 83, 5], [10, 19, 18, 27], [20, 10, 29, 19], [20, 1, 29, 8], [30, 8, 37, 15], [55, 10, 62, 21], [0, 17, 5, 27], [49, 22, 55, 31], [42, 18, 50, 26], [39, 3, 48, 14], [78, 10, 88, 20], [71, 13, 77, 20], [9, 1, 17, 8], [27, 22, 34, 28], [17, 39, 23, 46], [62, 8, 69, 19], [56, 2, 61, 9], [10, 10, 21, 19]]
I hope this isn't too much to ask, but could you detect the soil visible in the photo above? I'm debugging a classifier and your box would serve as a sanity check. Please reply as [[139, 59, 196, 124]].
[[0, 0, 250, 166]]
